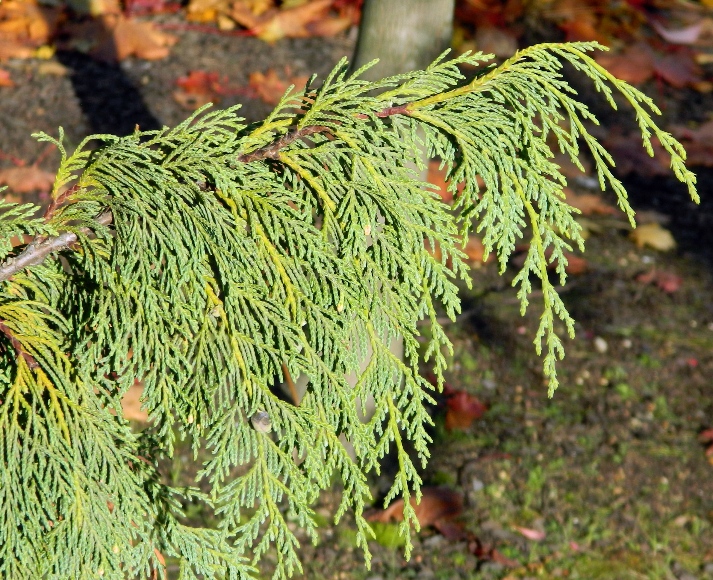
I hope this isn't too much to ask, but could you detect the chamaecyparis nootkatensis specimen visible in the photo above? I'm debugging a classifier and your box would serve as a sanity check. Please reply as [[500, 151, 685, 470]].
[[0, 42, 697, 578]]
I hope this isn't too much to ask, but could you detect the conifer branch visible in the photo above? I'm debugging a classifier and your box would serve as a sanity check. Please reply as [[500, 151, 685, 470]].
[[238, 125, 331, 162], [0, 320, 38, 368], [0, 211, 112, 282], [0, 43, 699, 579]]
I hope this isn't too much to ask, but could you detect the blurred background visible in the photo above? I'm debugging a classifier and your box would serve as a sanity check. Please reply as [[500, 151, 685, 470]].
[[2, 1, 713, 578]]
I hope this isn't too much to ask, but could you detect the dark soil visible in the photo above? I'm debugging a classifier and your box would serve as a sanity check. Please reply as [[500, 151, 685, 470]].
[[1, 16, 713, 580]]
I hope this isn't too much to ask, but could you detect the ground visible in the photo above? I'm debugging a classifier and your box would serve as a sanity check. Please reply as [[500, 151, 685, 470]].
[[1, 11, 713, 580]]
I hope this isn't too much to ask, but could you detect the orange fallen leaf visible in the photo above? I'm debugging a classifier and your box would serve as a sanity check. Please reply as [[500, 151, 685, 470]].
[[444, 385, 487, 431], [249, 68, 308, 105], [90, 14, 177, 62], [0, 0, 60, 46], [635, 269, 682, 294], [230, 0, 351, 43], [186, 0, 221, 23], [368, 486, 464, 531], [0, 68, 13, 86], [630, 222, 676, 251], [0, 165, 54, 193], [173, 70, 226, 109], [0, 38, 35, 61], [561, 252, 588, 275], [596, 42, 654, 85], [564, 188, 617, 216]]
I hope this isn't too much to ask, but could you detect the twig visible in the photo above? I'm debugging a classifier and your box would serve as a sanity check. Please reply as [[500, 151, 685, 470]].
[[0, 320, 38, 368], [43, 184, 79, 221], [0, 211, 113, 283], [238, 126, 331, 163], [238, 102, 412, 164], [281, 362, 300, 406]]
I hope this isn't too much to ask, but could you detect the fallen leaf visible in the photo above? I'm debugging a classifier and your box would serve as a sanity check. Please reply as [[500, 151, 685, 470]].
[[514, 526, 546, 541], [561, 252, 588, 275], [596, 42, 654, 85], [0, 0, 60, 47], [564, 188, 617, 216], [0, 38, 35, 61], [652, 20, 703, 45], [0, 165, 54, 193], [669, 120, 713, 166], [121, 381, 149, 421], [630, 222, 676, 251], [186, 0, 228, 23], [249, 68, 308, 105], [36, 60, 68, 76], [0, 68, 13, 86], [635, 269, 682, 293], [698, 428, 713, 443], [511, 244, 588, 275], [444, 385, 487, 431], [671, 120, 713, 144], [653, 51, 702, 89], [231, 0, 351, 43], [368, 486, 464, 531], [65, 0, 122, 16], [173, 70, 225, 109], [603, 133, 671, 177], [90, 14, 178, 62]]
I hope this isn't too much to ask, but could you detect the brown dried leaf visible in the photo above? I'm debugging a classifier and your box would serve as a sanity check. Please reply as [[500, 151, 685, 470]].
[[0, 38, 34, 61], [368, 486, 464, 530], [173, 70, 225, 109], [561, 252, 588, 276], [91, 15, 177, 62], [249, 68, 307, 105], [635, 269, 682, 293], [0, 68, 13, 86], [653, 51, 702, 89], [444, 385, 487, 431], [603, 133, 671, 178], [630, 222, 676, 251], [564, 188, 617, 216], [186, 0, 229, 23], [231, 0, 349, 43], [0, 165, 54, 193], [596, 42, 654, 85]]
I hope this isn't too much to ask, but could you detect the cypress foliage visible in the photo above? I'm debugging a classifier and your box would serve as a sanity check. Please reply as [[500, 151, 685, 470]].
[[0, 42, 697, 578]]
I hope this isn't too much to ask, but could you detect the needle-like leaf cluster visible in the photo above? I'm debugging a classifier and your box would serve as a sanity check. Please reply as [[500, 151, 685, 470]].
[[0, 42, 696, 578]]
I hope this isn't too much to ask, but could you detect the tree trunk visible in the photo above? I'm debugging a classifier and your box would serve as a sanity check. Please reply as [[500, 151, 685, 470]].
[[351, 0, 455, 80], [287, 0, 456, 412]]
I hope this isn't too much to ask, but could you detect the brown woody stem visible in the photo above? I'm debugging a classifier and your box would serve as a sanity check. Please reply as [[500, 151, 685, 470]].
[[0, 211, 113, 283], [238, 102, 412, 163], [0, 320, 38, 369]]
